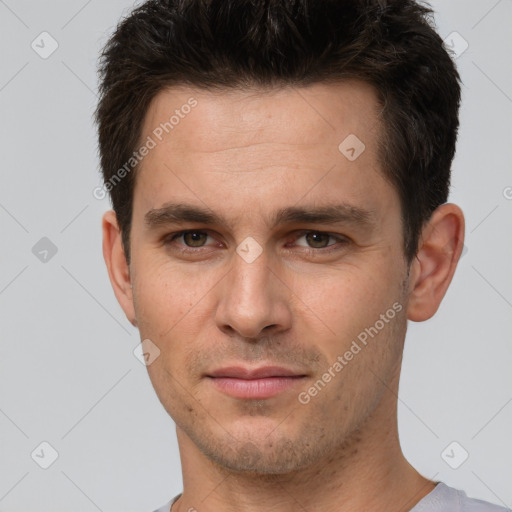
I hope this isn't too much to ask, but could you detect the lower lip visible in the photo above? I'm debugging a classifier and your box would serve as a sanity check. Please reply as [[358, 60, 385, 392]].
[[208, 376, 306, 399]]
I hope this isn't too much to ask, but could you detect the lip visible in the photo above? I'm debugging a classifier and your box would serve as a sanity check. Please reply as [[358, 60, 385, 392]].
[[206, 366, 307, 399], [207, 365, 305, 379]]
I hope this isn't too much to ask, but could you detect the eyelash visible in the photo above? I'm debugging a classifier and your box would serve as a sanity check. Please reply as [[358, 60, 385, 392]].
[[163, 230, 350, 255]]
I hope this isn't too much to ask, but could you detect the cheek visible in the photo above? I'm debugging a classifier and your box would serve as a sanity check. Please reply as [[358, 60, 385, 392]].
[[135, 266, 209, 407], [133, 257, 211, 335], [293, 263, 400, 344]]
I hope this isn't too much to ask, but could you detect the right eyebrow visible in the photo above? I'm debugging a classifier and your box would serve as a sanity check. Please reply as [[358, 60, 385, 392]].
[[144, 203, 224, 229]]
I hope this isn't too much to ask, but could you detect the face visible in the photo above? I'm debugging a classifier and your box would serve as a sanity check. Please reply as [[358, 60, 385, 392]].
[[126, 81, 412, 473]]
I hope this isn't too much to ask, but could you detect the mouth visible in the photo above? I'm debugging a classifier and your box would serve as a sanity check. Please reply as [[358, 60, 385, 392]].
[[206, 366, 307, 399]]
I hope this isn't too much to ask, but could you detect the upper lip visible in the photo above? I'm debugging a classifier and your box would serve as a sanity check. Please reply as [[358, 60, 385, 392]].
[[207, 366, 306, 379]]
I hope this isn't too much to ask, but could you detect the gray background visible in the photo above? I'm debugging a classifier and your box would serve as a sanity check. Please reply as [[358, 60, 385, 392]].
[[0, 1, 511, 511]]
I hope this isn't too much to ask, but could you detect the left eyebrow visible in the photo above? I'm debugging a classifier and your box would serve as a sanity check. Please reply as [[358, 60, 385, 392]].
[[144, 201, 377, 231], [272, 204, 376, 228]]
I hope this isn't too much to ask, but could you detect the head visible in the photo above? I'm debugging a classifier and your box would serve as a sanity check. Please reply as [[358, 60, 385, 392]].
[[98, 0, 464, 475]]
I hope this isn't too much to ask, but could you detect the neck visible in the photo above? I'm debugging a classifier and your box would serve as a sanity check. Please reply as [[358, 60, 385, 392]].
[[173, 370, 436, 512]]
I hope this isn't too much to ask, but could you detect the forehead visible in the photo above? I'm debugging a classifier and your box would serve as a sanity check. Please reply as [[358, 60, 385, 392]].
[[140, 80, 382, 155], [133, 80, 394, 229]]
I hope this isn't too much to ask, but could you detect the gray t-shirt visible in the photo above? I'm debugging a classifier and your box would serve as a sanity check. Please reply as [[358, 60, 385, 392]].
[[152, 482, 510, 512]]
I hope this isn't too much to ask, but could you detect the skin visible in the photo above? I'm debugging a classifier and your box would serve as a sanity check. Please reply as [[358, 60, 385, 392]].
[[102, 81, 465, 512]]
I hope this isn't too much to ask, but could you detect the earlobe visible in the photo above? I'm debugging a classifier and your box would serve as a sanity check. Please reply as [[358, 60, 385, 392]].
[[406, 203, 465, 322], [102, 210, 137, 327]]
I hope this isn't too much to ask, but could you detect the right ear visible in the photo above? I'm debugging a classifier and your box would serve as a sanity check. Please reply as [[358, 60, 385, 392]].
[[102, 210, 137, 327]]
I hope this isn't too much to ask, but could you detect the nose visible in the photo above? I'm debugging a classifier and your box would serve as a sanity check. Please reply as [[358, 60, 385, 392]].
[[214, 247, 292, 341]]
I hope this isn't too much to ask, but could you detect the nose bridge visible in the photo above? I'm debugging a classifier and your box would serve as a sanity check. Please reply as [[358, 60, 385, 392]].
[[215, 246, 289, 338], [229, 249, 274, 317]]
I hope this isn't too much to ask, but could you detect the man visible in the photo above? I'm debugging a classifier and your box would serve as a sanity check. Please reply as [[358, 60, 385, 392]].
[[96, 1, 508, 511]]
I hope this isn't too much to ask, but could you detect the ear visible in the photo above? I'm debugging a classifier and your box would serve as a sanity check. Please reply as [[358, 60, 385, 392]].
[[102, 210, 137, 327], [407, 203, 465, 322]]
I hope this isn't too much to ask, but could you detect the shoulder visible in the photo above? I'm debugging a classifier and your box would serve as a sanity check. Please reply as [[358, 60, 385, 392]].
[[151, 500, 173, 512], [461, 493, 511, 512], [412, 482, 510, 512], [151, 492, 182, 512]]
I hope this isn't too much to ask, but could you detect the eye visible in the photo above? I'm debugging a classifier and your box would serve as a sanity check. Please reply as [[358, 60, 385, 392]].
[[165, 230, 214, 249], [293, 231, 349, 250], [163, 229, 350, 256]]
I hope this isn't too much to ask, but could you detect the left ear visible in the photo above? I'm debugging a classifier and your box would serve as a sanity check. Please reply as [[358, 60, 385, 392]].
[[407, 203, 465, 322]]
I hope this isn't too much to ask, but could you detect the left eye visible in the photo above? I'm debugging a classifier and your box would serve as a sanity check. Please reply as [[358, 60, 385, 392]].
[[294, 231, 341, 249]]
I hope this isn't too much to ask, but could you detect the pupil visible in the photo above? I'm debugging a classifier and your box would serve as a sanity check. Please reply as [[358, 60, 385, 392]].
[[185, 232, 204, 246], [307, 232, 327, 248]]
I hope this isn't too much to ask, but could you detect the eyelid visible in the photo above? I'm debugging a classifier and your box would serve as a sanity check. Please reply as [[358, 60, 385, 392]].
[[165, 230, 218, 247], [291, 230, 349, 247], [164, 229, 350, 251]]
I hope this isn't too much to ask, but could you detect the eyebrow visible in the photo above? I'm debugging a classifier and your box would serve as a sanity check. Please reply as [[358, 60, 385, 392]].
[[144, 202, 376, 231]]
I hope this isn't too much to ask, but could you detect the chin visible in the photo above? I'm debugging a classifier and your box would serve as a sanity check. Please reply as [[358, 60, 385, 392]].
[[206, 441, 308, 475], [187, 419, 330, 475]]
